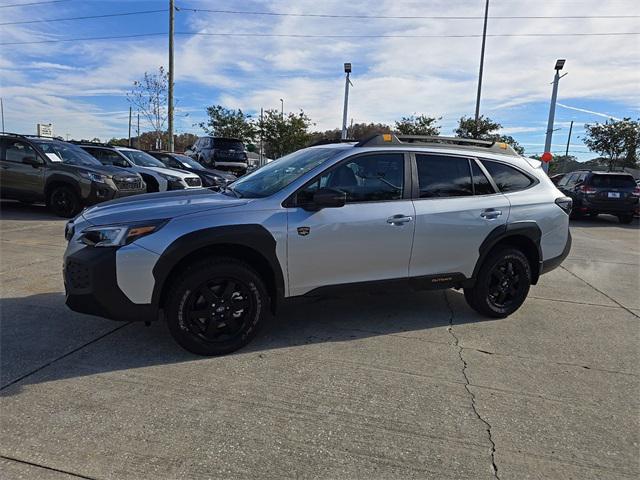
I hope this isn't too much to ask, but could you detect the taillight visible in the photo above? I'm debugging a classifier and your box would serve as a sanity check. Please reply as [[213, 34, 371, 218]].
[[555, 196, 573, 214], [579, 185, 597, 194], [633, 186, 640, 197]]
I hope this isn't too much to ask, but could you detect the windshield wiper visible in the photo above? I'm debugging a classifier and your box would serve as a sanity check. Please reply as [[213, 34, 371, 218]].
[[222, 185, 242, 198]]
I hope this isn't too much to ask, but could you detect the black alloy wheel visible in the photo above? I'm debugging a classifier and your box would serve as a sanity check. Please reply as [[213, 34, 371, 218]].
[[464, 248, 532, 318], [48, 186, 81, 218], [166, 257, 269, 356]]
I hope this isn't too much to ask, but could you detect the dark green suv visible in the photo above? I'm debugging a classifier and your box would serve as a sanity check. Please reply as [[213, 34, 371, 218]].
[[0, 134, 146, 217]]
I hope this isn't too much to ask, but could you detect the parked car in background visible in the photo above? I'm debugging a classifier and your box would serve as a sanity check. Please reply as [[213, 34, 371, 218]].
[[557, 170, 639, 223], [549, 173, 565, 185], [77, 144, 202, 192], [147, 151, 236, 188], [186, 137, 248, 175], [0, 134, 145, 217]]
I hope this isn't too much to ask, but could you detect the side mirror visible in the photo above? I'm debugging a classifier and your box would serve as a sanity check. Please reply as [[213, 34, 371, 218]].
[[309, 188, 347, 210], [114, 160, 129, 168], [22, 156, 42, 167]]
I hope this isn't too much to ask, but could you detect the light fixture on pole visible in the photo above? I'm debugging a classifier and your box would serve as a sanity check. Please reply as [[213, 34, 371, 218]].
[[542, 59, 567, 173], [341, 62, 353, 140]]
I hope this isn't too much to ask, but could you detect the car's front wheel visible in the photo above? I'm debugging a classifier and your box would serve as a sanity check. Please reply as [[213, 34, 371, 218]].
[[165, 257, 270, 356], [464, 247, 532, 318], [47, 185, 81, 218]]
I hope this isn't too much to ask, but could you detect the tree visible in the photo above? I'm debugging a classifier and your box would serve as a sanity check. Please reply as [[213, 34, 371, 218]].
[[199, 105, 257, 144], [454, 115, 524, 154], [394, 115, 441, 136], [127, 66, 168, 150], [308, 122, 391, 145], [259, 109, 312, 158], [583, 118, 640, 170]]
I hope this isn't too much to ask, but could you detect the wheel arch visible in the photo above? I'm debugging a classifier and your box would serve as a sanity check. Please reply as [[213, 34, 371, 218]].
[[152, 225, 285, 314], [472, 222, 542, 285], [45, 176, 81, 202]]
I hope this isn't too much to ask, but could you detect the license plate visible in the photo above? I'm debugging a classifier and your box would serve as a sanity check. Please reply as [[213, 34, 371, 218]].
[[608, 192, 621, 198]]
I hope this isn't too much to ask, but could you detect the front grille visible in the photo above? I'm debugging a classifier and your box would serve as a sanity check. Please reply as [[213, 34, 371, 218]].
[[115, 178, 143, 191], [66, 260, 91, 289], [185, 177, 202, 187]]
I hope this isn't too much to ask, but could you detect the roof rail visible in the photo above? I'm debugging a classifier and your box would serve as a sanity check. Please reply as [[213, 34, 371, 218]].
[[0, 132, 62, 140], [69, 140, 112, 147], [356, 133, 519, 156]]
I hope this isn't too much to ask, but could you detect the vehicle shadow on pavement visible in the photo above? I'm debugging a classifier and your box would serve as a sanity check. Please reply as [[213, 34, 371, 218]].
[[0, 200, 56, 221], [0, 289, 483, 396]]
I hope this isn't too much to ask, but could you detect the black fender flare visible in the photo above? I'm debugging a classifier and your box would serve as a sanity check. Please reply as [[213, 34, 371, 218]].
[[151, 224, 285, 310], [471, 221, 543, 285]]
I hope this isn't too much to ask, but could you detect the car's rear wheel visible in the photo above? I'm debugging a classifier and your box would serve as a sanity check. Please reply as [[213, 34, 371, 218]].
[[618, 214, 634, 224], [165, 257, 270, 356], [47, 185, 81, 218], [464, 247, 532, 318]]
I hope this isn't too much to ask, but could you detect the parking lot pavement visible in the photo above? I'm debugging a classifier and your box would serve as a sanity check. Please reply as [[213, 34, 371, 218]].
[[1, 201, 639, 480]]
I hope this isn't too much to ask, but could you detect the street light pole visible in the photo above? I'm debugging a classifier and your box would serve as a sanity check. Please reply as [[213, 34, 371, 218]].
[[543, 59, 567, 173], [341, 62, 352, 140], [168, 0, 175, 152], [564, 120, 573, 157], [280, 99, 284, 120], [474, 0, 489, 137]]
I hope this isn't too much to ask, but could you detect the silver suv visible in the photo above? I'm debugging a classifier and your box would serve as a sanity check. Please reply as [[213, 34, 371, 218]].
[[63, 135, 572, 355]]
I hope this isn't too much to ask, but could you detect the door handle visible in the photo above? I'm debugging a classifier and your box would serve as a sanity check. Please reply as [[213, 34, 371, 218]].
[[480, 209, 502, 220], [387, 214, 413, 225]]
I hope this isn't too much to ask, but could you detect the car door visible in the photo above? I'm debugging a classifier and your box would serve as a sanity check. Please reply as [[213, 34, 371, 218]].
[[0, 138, 46, 200], [286, 152, 415, 296], [409, 154, 510, 279]]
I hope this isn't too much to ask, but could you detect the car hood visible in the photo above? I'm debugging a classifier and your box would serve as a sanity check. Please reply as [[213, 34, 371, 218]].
[[72, 163, 134, 178], [81, 188, 247, 226]]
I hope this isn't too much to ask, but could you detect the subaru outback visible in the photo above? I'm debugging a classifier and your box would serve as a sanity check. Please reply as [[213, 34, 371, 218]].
[[63, 134, 572, 355]]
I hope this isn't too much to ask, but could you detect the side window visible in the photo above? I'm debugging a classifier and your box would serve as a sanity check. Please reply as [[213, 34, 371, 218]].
[[297, 153, 405, 204], [471, 161, 495, 195], [416, 154, 472, 198], [557, 173, 572, 187], [481, 160, 533, 192], [5, 140, 38, 163]]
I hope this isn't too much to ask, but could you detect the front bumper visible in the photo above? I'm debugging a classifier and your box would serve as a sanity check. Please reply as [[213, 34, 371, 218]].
[[84, 183, 145, 205], [64, 245, 157, 322]]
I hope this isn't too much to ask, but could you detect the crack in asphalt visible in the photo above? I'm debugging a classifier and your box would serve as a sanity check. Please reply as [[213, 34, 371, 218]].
[[0, 455, 98, 479], [443, 291, 500, 480], [559, 265, 639, 319]]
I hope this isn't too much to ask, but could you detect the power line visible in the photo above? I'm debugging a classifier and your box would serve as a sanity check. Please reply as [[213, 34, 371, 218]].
[[2, 31, 639, 46], [0, 0, 68, 8], [176, 7, 640, 20], [0, 9, 166, 26]]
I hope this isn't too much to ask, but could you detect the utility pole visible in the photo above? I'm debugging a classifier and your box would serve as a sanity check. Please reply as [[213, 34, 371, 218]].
[[168, 0, 175, 152], [543, 59, 567, 173], [137, 113, 140, 149], [341, 62, 352, 140], [564, 120, 573, 157], [280, 99, 284, 120], [474, 0, 489, 138], [128, 106, 132, 147], [0, 97, 4, 133], [259, 107, 264, 166]]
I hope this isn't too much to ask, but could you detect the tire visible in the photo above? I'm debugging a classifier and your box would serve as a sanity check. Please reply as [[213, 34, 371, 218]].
[[165, 257, 270, 356], [47, 185, 81, 218], [618, 214, 634, 224], [464, 247, 532, 318]]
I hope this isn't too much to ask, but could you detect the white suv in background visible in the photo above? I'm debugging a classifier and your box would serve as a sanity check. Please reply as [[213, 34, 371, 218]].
[[78, 144, 202, 192], [63, 134, 572, 356]]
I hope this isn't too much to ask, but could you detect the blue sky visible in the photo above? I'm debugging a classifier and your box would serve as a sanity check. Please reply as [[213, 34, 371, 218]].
[[1, 0, 638, 160]]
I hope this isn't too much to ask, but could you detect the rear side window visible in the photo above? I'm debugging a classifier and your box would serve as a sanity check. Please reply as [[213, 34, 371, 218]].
[[471, 161, 494, 195], [416, 154, 472, 198], [4, 139, 38, 163], [589, 174, 636, 188], [481, 160, 533, 192]]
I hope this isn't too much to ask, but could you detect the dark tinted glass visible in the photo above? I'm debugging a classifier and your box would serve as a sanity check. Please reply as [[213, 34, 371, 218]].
[[481, 160, 533, 192], [589, 174, 636, 188], [416, 154, 472, 198], [35, 141, 101, 167], [298, 153, 404, 204], [213, 138, 244, 151], [4, 140, 38, 163], [471, 161, 494, 195]]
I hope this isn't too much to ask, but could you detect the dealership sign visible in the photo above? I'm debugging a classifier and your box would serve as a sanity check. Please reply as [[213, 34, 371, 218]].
[[37, 123, 53, 137]]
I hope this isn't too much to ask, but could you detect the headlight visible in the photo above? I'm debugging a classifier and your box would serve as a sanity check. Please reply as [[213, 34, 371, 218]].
[[79, 220, 167, 247], [159, 173, 181, 182], [80, 171, 108, 183]]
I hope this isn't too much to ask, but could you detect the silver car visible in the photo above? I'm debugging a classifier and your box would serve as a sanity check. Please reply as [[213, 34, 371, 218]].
[[63, 134, 572, 355]]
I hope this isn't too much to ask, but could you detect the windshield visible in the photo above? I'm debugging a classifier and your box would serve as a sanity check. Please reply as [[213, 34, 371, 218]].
[[231, 148, 338, 198], [120, 149, 167, 168], [35, 141, 103, 167], [176, 154, 205, 170], [590, 175, 636, 189]]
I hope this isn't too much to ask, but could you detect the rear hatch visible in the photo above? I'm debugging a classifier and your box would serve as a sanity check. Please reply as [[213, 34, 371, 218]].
[[213, 138, 247, 162], [585, 174, 637, 210]]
